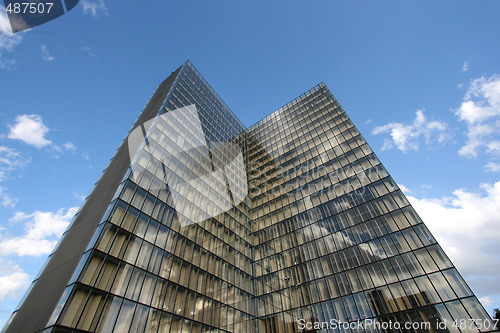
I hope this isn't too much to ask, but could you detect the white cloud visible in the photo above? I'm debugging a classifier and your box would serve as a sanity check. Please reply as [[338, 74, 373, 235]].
[[397, 183, 412, 194], [63, 142, 76, 151], [408, 181, 500, 299], [372, 110, 450, 152], [72, 191, 86, 201], [462, 61, 468, 72], [52, 141, 77, 153], [8, 114, 52, 149], [81, 0, 109, 17], [485, 162, 500, 172], [40, 45, 54, 62], [479, 296, 493, 307], [0, 260, 29, 302], [53, 142, 77, 153], [456, 74, 500, 161], [0, 6, 23, 69], [7, 115, 79, 155], [0, 207, 78, 256]]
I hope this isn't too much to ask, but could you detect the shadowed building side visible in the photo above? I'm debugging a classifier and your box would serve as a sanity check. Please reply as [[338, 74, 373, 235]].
[[2, 66, 182, 333]]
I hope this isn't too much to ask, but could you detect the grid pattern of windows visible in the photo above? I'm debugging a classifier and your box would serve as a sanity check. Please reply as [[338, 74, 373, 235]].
[[32, 63, 495, 333], [45, 62, 255, 333], [246, 84, 495, 332]]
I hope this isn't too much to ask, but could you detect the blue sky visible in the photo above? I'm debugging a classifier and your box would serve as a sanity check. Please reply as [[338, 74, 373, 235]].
[[1, 0, 500, 327]]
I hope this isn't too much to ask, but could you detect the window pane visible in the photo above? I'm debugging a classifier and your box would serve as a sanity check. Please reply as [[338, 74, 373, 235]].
[[428, 271, 456, 301], [442, 268, 472, 298], [113, 299, 136, 332]]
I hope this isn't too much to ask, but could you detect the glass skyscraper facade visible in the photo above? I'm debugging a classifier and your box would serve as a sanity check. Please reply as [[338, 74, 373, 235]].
[[3, 61, 496, 333]]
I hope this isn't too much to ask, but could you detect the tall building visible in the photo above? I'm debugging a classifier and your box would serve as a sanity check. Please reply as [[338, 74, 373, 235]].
[[3, 61, 496, 333]]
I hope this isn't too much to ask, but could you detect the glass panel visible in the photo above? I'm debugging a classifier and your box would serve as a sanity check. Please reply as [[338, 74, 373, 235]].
[[111, 263, 133, 296], [401, 252, 425, 277], [125, 268, 146, 301], [139, 273, 157, 305], [388, 283, 410, 311], [414, 276, 441, 304], [353, 292, 373, 319], [400, 279, 427, 308], [113, 299, 136, 332], [445, 300, 477, 333], [413, 224, 435, 246], [95, 260, 119, 291], [427, 244, 452, 270], [331, 298, 347, 322], [402, 228, 423, 250], [59, 288, 89, 327], [77, 292, 107, 331], [428, 271, 456, 301], [343, 295, 360, 320], [110, 201, 128, 225], [461, 297, 495, 328], [95, 225, 116, 253], [99, 297, 122, 333], [121, 207, 139, 231], [129, 303, 148, 333], [413, 248, 439, 273], [435, 303, 461, 333], [157, 312, 172, 332], [442, 268, 472, 298]]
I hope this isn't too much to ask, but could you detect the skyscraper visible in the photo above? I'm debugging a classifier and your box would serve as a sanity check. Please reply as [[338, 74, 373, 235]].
[[3, 61, 496, 333]]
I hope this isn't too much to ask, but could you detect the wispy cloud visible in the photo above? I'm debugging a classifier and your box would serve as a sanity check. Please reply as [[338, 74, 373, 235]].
[[0, 146, 30, 209], [0, 6, 23, 69], [372, 110, 450, 152], [8, 114, 52, 149], [63, 142, 76, 151], [72, 191, 86, 201], [408, 181, 500, 303], [0, 207, 78, 257], [479, 296, 493, 307], [456, 74, 500, 167], [462, 61, 469, 72], [80, 46, 98, 58], [397, 183, 412, 194], [0, 146, 30, 182], [485, 162, 500, 172], [40, 45, 54, 62], [0, 186, 17, 208], [81, 0, 109, 17]]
